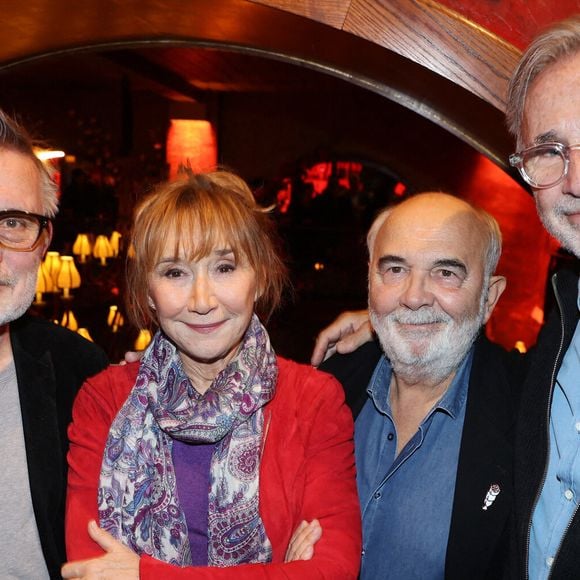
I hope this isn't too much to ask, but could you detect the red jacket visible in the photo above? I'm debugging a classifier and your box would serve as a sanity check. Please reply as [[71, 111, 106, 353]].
[[66, 357, 361, 579]]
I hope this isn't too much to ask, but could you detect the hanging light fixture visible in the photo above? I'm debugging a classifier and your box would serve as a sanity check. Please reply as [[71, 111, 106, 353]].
[[77, 327, 94, 342], [35, 262, 54, 304], [57, 256, 81, 298], [109, 231, 122, 257], [93, 235, 113, 266], [134, 329, 152, 351], [43, 251, 61, 288], [72, 233, 92, 263], [107, 305, 124, 333], [60, 309, 79, 331]]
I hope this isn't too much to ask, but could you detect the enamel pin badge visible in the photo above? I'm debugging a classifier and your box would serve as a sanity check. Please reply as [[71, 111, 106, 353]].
[[482, 484, 501, 510]]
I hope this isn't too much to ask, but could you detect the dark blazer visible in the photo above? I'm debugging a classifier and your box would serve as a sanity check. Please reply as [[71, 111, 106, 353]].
[[10, 314, 108, 579], [514, 270, 580, 579], [321, 334, 524, 580]]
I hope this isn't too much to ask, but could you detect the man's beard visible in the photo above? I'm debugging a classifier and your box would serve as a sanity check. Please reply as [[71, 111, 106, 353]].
[[0, 267, 39, 326], [537, 196, 580, 259], [370, 296, 486, 385]]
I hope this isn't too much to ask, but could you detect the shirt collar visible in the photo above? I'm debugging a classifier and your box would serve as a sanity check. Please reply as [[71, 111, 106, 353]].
[[367, 346, 474, 420]]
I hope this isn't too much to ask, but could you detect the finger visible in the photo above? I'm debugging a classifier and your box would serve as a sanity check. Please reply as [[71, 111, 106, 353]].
[[61, 560, 86, 578], [311, 340, 337, 367], [87, 520, 121, 553], [288, 520, 321, 561], [285, 520, 309, 562], [335, 321, 373, 355]]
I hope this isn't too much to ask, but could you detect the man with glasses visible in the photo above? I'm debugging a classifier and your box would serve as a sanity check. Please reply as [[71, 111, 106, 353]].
[[0, 110, 108, 579], [506, 15, 580, 580]]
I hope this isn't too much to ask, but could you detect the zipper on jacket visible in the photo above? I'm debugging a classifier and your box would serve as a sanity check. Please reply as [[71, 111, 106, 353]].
[[524, 273, 567, 580]]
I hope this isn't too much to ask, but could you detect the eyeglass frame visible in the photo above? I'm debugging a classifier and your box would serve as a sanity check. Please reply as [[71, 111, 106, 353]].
[[0, 209, 52, 252], [509, 142, 580, 190]]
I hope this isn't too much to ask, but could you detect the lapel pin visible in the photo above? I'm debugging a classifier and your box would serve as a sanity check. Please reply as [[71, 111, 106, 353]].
[[482, 483, 501, 510]]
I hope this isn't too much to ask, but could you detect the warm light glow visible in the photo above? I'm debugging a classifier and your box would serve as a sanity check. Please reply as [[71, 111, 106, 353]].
[[134, 329, 152, 351], [314, 262, 325, 271], [107, 305, 124, 333], [72, 233, 92, 263], [166, 120, 217, 180], [57, 256, 81, 298], [515, 340, 527, 353], [60, 309, 79, 331], [35, 149, 66, 161], [77, 327, 93, 342], [35, 262, 54, 303], [109, 231, 122, 257], [93, 235, 113, 266], [43, 251, 61, 287]]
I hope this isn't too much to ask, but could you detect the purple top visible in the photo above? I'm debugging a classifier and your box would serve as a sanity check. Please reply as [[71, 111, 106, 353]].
[[172, 439, 215, 566]]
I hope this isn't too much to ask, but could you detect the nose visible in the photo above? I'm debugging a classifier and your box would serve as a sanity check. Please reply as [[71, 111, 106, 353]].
[[400, 272, 434, 310], [188, 274, 217, 314], [564, 146, 580, 197]]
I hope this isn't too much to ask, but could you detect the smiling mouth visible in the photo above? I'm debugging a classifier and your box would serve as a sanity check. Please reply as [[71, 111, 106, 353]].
[[186, 321, 225, 334], [565, 212, 580, 226], [397, 321, 444, 333]]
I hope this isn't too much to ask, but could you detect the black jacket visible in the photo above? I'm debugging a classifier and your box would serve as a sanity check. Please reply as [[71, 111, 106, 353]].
[[322, 333, 524, 579], [514, 270, 580, 579], [11, 314, 109, 579]]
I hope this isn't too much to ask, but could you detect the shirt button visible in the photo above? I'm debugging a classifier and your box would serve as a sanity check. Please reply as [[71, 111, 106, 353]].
[[575, 422, 580, 433], [565, 489, 574, 501], [547, 557, 554, 567], [373, 491, 382, 500], [387, 433, 394, 441]]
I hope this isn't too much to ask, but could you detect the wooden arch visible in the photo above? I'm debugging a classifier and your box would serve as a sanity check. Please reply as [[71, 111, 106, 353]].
[[0, 0, 520, 171]]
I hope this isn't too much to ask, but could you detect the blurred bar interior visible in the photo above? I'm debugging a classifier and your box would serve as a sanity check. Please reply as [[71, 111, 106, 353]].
[[1, 0, 578, 361]]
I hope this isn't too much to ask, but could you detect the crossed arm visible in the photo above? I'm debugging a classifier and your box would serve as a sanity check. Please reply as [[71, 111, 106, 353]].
[[62, 520, 323, 580]]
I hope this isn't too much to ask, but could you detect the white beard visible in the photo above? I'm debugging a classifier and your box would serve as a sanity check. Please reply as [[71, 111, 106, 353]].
[[370, 299, 486, 385], [0, 265, 39, 326], [536, 196, 580, 258]]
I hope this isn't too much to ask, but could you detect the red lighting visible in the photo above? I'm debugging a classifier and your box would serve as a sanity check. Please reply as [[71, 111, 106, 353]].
[[393, 182, 406, 196], [276, 178, 292, 214], [166, 120, 217, 180]]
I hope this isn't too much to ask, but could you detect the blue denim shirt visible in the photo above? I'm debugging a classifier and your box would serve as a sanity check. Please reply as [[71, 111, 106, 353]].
[[355, 350, 473, 580], [530, 283, 580, 579]]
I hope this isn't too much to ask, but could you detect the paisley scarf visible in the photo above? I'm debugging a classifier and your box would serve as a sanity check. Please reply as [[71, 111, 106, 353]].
[[98, 314, 277, 567]]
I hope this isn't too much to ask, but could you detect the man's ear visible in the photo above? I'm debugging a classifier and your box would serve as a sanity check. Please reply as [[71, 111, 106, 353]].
[[482, 275, 507, 324]]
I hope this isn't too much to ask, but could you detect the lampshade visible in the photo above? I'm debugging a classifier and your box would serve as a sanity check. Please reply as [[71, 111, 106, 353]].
[[77, 327, 93, 342], [57, 256, 81, 298], [134, 329, 152, 351], [35, 262, 54, 303], [109, 231, 122, 257], [72, 233, 92, 263], [60, 309, 79, 331], [43, 251, 61, 287], [107, 305, 124, 333], [93, 235, 113, 266]]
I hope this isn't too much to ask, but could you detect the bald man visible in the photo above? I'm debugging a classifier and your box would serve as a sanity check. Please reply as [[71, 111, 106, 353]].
[[321, 193, 523, 579]]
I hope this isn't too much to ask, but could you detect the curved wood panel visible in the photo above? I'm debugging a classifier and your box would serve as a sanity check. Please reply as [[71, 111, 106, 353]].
[[0, 0, 517, 173], [251, 0, 521, 111]]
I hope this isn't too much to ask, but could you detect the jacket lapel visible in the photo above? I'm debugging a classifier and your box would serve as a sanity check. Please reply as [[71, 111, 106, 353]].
[[445, 336, 518, 578], [14, 339, 63, 572]]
